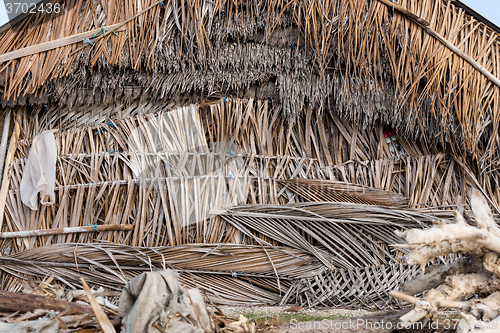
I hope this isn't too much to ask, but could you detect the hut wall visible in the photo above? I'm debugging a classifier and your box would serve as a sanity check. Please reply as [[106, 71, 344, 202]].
[[0, 98, 492, 256]]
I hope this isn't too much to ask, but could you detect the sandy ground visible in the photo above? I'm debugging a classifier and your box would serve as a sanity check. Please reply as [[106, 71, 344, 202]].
[[217, 305, 370, 318], [214, 306, 457, 333], [214, 305, 379, 333]]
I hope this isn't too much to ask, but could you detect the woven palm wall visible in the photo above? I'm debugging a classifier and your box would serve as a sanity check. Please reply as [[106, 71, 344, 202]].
[[0, 97, 491, 308]]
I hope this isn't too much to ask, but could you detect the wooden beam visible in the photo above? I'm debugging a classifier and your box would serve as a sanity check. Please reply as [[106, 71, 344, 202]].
[[0, 108, 12, 177], [376, 0, 500, 89], [0, 224, 134, 239], [0, 112, 20, 231], [376, 0, 430, 26], [0, 290, 93, 315], [0, 24, 125, 63], [0, 1, 161, 63]]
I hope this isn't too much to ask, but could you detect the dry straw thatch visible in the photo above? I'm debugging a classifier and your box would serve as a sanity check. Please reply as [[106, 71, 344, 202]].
[[0, 0, 500, 164], [0, 242, 423, 308]]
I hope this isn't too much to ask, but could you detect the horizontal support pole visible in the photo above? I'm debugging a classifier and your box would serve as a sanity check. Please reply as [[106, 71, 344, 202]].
[[0, 224, 133, 239], [0, 24, 125, 63]]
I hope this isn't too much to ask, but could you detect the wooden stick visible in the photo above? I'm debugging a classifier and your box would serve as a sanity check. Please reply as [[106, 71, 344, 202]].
[[0, 109, 11, 177], [0, 112, 20, 231], [376, 0, 430, 26], [389, 290, 420, 304], [0, 224, 134, 239], [377, 0, 500, 89], [0, 290, 93, 315], [80, 277, 117, 333], [0, 24, 125, 63]]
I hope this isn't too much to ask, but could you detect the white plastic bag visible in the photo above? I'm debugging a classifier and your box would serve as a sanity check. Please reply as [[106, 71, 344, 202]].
[[20, 130, 57, 210]]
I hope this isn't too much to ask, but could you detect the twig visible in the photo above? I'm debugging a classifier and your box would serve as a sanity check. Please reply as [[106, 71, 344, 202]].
[[80, 277, 117, 333]]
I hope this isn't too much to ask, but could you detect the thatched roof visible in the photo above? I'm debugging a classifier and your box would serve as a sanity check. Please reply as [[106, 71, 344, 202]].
[[1, 0, 500, 164]]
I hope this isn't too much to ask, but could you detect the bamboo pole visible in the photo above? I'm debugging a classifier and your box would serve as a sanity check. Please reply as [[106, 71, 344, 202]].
[[0, 24, 125, 63], [0, 224, 134, 239], [0, 108, 11, 177], [0, 111, 20, 231], [0, 1, 162, 64], [376, 0, 500, 89]]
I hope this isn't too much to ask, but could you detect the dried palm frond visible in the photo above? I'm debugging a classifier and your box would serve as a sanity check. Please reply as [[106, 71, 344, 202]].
[[0, 242, 422, 308], [0, 243, 316, 304], [0, 241, 463, 308], [215, 201, 465, 270], [279, 179, 408, 206]]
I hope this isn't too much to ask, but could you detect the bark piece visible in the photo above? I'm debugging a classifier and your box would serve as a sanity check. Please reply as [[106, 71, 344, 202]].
[[0, 290, 92, 315]]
